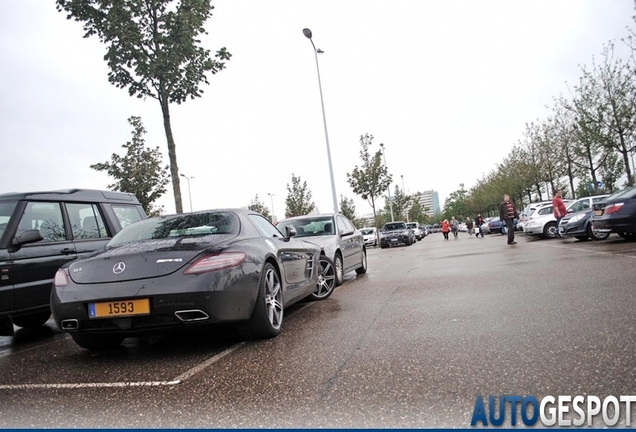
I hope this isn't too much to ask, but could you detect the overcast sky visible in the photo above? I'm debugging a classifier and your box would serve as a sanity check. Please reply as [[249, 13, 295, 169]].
[[1, 1, 634, 220]]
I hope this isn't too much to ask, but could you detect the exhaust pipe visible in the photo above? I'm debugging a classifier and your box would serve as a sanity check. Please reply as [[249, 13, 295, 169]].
[[174, 310, 209, 322], [60, 319, 79, 330]]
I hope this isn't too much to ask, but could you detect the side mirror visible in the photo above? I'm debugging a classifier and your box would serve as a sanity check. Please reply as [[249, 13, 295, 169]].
[[12, 229, 43, 246], [341, 229, 354, 237], [285, 226, 297, 238], [567, 209, 573, 214]]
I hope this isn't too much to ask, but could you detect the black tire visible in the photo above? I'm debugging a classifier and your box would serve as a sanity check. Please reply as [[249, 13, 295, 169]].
[[309, 256, 336, 301], [11, 310, 51, 328], [238, 262, 283, 339], [355, 248, 368, 275], [618, 232, 636, 241], [588, 224, 610, 241], [334, 253, 344, 286], [543, 222, 558, 239], [71, 333, 125, 350]]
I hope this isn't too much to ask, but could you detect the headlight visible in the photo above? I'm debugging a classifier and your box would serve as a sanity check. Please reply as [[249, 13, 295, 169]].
[[569, 214, 586, 223]]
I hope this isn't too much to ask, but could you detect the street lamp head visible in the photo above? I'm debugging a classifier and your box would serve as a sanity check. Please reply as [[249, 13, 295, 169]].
[[180, 174, 185, 178], [302, 28, 312, 39], [316, 49, 324, 54]]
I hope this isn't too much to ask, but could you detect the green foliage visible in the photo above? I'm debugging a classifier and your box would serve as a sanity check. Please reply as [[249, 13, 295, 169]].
[[339, 195, 362, 228], [91, 116, 169, 216], [443, 183, 470, 220], [391, 186, 412, 222], [248, 194, 270, 219], [285, 174, 316, 218], [56, 0, 231, 213], [347, 134, 392, 229], [408, 198, 427, 224]]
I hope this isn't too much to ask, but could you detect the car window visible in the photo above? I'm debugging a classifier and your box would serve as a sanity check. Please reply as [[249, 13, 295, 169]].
[[592, 196, 608, 203], [111, 205, 145, 228], [338, 215, 355, 232], [537, 206, 553, 215], [66, 203, 109, 240], [277, 216, 335, 237], [384, 223, 406, 230], [109, 212, 239, 246], [249, 214, 284, 238], [0, 201, 17, 241], [17, 201, 66, 242]]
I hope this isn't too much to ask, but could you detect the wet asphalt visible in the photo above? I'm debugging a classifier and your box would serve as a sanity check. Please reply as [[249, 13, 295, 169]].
[[1, 231, 636, 428]]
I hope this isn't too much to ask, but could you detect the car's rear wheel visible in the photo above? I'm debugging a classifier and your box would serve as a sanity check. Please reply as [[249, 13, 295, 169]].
[[355, 249, 368, 275], [71, 333, 125, 350], [11, 311, 51, 328], [238, 262, 283, 339], [589, 224, 610, 241], [543, 222, 558, 239], [310, 256, 336, 301], [334, 253, 344, 286]]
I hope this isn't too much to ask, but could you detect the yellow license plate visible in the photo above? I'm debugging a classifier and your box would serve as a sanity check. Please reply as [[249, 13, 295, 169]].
[[88, 299, 150, 319], [594, 210, 603, 216]]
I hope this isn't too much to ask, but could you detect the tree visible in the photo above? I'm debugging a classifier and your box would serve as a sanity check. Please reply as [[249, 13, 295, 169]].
[[248, 194, 270, 220], [285, 174, 316, 218], [56, 0, 232, 213], [346, 134, 392, 229], [391, 185, 412, 222], [443, 183, 470, 220], [339, 195, 362, 228], [91, 116, 169, 215]]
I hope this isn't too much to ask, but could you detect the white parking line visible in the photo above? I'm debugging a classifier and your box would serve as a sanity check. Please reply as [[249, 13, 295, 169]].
[[0, 341, 245, 390]]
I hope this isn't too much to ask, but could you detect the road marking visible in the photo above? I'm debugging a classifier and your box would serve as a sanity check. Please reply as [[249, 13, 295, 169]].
[[0, 341, 246, 390]]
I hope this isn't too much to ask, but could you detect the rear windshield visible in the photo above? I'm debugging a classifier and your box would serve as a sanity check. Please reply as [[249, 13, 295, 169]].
[[108, 212, 239, 246], [604, 186, 636, 202], [0, 201, 17, 240], [406, 223, 417, 229]]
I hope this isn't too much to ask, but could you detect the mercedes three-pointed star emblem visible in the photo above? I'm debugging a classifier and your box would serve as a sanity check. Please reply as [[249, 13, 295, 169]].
[[112, 262, 126, 275]]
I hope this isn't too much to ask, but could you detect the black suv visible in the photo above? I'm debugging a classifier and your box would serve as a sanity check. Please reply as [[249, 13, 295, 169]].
[[0, 189, 146, 335], [380, 221, 415, 248]]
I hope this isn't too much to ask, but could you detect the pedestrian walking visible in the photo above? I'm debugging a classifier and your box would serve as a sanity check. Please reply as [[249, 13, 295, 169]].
[[475, 214, 485, 238], [466, 217, 474, 237], [441, 219, 450, 240], [498, 194, 519, 245], [450, 216, 459, 239], [552, 190, 567, 238]]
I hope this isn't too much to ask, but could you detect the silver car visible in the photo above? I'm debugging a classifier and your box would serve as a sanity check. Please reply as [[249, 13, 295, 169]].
[[276, 214, 368, 295]]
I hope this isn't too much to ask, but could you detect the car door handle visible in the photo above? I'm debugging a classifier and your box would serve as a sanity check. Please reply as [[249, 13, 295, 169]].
[[61, 248, 75, 255]]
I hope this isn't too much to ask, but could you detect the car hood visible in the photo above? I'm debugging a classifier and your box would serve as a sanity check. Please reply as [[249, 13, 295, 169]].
[[299, 235, 336, 249], [67, 235, 236, 284]]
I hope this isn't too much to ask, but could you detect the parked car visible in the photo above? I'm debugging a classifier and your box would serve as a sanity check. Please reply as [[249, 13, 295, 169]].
[[423, 225, 432, 236], [484, 217, 518, 234], [380, 221, 415, 248], [524, 196, 599, 239], [51, 209, 327, 350], [406, 222, 425, 240], [360, 227, 378, 247], [0, 189, 147, 337], [558, 195, 610, 241], [591, 186, 636, 240], [276, 213, 367, 287]]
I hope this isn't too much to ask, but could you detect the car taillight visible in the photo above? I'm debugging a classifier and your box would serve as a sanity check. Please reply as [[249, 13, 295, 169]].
[[54, 269, 69, 287], [604, 203, 624, 215], [183, 252, 247, 275]]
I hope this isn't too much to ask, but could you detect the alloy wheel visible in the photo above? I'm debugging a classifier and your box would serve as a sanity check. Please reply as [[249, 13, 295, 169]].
[[264, 268, 283, 330]]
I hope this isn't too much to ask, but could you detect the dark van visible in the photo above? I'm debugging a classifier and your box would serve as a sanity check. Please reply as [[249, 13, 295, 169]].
[[0, 189, 146, 335]]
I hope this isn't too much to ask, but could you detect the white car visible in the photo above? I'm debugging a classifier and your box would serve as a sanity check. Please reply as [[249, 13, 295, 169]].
[[524, 196, 602, 239], [360, 227, 378, 247]]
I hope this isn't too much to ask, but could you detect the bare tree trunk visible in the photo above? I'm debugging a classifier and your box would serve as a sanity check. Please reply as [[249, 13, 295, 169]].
[[160, 96, 183, 214]]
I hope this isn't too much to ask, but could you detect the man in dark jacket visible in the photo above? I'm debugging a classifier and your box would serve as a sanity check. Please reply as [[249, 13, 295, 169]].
[[499, 194, 519, 245], [474, 214, 485, 238]]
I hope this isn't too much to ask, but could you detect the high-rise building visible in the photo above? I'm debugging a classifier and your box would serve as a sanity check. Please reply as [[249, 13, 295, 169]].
[[414, 190, 440, 217]]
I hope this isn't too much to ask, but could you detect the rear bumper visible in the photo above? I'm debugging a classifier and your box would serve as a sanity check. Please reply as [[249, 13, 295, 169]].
[[592, 215, 636, 233]]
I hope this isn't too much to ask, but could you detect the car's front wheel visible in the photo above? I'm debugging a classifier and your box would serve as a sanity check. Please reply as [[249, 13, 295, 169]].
[[543, 222, 558, 239], [238, 262, 283, 339], [310, 256, 336, 301], [71, 333, 125, 350], [11, 310, 51, 329], [355, 248, 368, 275]]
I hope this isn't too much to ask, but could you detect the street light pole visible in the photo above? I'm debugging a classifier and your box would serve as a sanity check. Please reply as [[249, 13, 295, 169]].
[[180, 174, 194, 212], [303, 28, 339, 214], [380, 143, 394, 222], [268, 193, 276, 223]]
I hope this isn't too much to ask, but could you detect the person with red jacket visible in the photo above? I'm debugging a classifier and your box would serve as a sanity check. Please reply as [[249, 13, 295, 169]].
[[441, 219, 450, 240], [552, 190, 567, 238]]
